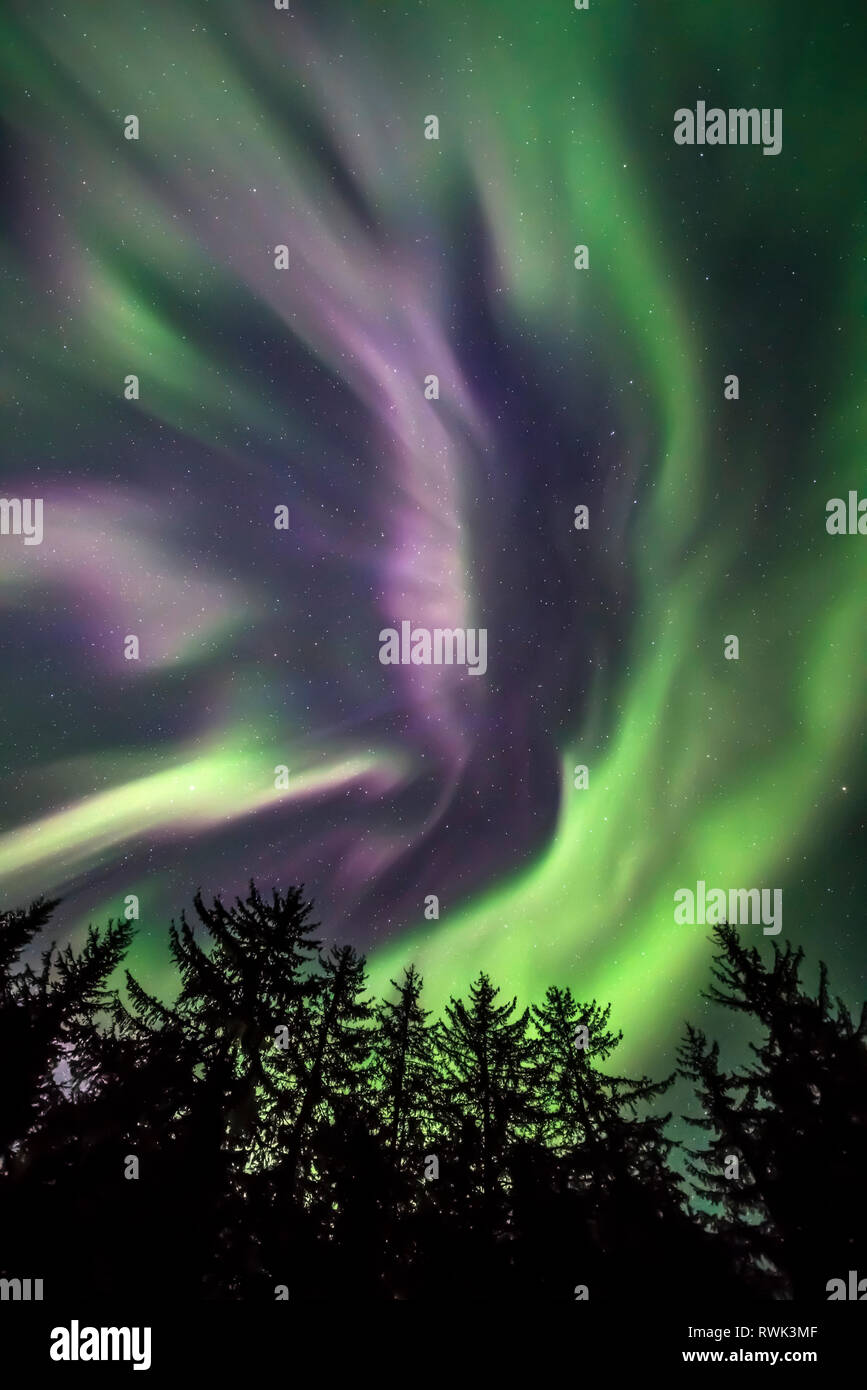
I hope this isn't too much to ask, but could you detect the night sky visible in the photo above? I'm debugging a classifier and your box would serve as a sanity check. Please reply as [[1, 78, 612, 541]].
[[1, 0, 864, 1071]]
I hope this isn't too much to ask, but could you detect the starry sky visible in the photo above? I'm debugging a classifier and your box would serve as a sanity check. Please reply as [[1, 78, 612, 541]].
[[0, 0, 864, 1069]]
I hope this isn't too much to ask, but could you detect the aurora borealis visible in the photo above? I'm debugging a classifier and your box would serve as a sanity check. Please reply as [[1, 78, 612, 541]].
[[0, 0, 864, 1069]]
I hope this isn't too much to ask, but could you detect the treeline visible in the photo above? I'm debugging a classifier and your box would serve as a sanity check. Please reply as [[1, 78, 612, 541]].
[[0, 883, 864, 1301]]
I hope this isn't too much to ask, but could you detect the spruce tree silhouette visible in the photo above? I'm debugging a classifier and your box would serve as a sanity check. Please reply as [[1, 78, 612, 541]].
[[0, 900, 135, 1298], [679, 923, 867, 1299], [161, 882, 323, 1160], [280, 942, 372, 1198], [527, 985, 737, 1299], [372, 965, 436, 1163], [525, 988, 630, 1296], [432, 972, 542, 1295], [304, 946, 385, 1296], [2, 887, 862, 1302], [677, 1023, 778, 1295], [370, 966, 438, 1297], [126, 882, 324, 1296], [0, 896, 63, 1162]]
